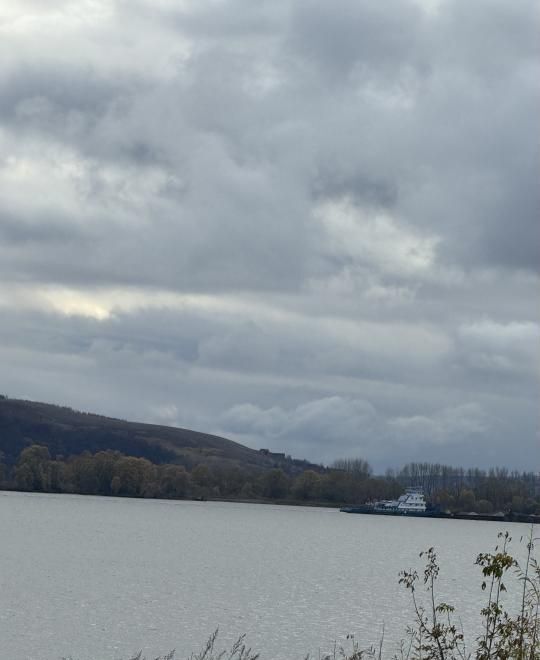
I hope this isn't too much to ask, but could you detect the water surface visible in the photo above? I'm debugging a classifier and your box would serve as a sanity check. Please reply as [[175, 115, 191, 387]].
[[0, 491, 530, 660]]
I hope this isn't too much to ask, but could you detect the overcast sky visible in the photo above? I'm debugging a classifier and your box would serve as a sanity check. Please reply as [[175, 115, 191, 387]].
[[1, 0, 538, 471]]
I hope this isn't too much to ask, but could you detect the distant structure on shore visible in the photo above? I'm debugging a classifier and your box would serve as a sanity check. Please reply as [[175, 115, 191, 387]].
[[259, 448, 286, 459]]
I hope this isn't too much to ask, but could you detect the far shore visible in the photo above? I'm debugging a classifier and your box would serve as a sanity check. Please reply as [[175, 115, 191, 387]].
[[2, 488, 539, 524]]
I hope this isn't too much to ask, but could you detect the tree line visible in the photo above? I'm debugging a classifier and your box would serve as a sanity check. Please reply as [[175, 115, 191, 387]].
[[0, 445, 538, 514]]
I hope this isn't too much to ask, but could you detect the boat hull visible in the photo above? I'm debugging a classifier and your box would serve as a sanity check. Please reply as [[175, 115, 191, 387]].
[[340, 506, 446, 518], [339, 507, 540, 524]]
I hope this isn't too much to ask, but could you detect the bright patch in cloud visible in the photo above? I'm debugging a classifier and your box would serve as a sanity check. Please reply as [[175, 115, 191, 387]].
[[315, 197, 439, 277]]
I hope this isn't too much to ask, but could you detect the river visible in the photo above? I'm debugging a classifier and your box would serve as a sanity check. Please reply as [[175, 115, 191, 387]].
[[0, 491, 531, 660]]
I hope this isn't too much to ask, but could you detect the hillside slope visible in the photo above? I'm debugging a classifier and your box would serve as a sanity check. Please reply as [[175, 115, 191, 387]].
[[0, 397, 292, 471]]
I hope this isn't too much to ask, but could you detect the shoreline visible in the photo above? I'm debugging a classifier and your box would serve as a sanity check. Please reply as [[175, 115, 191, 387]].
[[2, 488, 538, 524]]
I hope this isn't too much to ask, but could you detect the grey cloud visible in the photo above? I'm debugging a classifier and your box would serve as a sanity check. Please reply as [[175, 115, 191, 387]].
[[220, 396, 379, 465], [0, 302, 536, 469], [3, 0, 538, 286], [216, 395, 525, 471], [0, 211, 88, 246], [438, 1, 540, 80], [166, 1, 286, 38], [0, 65, 141, 146], [0, 0, 538, 469], [286, 0, 427, 84]]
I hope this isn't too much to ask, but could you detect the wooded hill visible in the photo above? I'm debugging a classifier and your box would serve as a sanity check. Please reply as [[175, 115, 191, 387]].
[[0, 396, 314, 474], [1, 396, 538, 516]]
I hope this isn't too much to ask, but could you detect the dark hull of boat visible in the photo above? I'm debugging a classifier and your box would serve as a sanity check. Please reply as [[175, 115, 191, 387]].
[[340, 506, 446, 518], [339, 507, 540, 524]]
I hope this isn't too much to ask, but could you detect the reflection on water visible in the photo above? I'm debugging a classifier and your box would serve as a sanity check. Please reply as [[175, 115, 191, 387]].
[[0, 491, 529, 660]]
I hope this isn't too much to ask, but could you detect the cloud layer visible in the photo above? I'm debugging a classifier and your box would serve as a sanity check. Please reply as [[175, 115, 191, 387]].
[[1, 0, 538, 470]]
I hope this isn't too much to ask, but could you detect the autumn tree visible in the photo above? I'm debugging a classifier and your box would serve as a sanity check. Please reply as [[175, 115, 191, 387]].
[[259, 468, 290, 499], [331, 458, 372, 479], [292, 470, 322, 500], [15, 445, 52, 491], [160, 465, 190, 498], [70, 452, 99, 494], [115, 456, 155, 497]]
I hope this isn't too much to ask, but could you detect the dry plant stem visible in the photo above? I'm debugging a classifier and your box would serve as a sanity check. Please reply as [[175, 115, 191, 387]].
[[490, 533, 509, 655], [517, 527, 534, 655], [378, 625, 385, 660], [427, 562, 444, 660]]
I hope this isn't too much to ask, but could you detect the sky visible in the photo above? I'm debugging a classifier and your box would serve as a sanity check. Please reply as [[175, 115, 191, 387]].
[[0, 0, 538, 471]]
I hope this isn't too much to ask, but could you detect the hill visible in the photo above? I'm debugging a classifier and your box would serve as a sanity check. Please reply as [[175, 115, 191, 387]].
[[0, 396, 312, 473]]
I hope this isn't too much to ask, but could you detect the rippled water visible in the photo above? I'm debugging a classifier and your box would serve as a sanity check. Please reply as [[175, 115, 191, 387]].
[[0, 491, 530, 660]]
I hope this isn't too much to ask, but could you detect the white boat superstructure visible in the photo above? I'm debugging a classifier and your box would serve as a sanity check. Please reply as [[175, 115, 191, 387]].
[[376, 487, 427, 513]]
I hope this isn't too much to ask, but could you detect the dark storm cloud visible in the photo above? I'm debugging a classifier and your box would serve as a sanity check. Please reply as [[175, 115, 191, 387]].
[[0, 0, 538, 468]]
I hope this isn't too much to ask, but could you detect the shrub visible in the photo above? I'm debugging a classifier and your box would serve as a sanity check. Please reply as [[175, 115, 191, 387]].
[[397, 529, 539, 660]]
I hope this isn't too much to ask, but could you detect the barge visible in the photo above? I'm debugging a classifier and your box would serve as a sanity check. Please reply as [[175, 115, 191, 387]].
[[340, 487, 540, 524]]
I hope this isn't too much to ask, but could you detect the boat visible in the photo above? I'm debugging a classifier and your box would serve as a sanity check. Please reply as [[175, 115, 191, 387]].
[[340, 487, 540, 523], [340, 487, 444, 517]]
